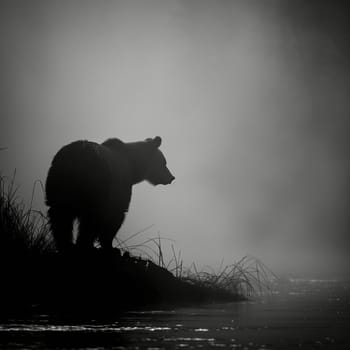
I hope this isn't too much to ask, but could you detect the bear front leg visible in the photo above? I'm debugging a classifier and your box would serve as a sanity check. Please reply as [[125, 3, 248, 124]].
[[98, 213, 125, 250]]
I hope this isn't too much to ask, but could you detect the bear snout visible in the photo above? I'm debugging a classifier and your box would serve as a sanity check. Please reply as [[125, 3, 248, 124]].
[[158, 172, 175, 185], [163, 174, 175, 185]]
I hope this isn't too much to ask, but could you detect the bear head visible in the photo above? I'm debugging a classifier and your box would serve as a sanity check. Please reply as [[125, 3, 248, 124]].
[[143, 136, 175, 186], [144, 137, 175, 186], [121, 136, 175, 186]]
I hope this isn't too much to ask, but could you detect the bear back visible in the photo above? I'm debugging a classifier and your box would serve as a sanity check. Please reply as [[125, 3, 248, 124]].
[[45, 140, 133, 214]]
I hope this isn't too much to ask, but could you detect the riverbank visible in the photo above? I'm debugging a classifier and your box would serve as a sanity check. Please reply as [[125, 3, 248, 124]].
[[1, 174, 247, 316], [1, 247, 245, 316]]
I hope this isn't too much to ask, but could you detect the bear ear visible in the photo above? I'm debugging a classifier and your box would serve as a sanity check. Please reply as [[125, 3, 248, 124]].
[[153, 136, 162, 148], [145, 136, 162, 149]]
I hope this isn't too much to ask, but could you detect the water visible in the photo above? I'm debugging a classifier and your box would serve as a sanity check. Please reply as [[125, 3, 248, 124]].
[[1, 279, 349, 349]]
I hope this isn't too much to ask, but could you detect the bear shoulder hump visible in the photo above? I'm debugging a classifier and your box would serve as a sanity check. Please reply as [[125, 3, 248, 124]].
[[101, 138, 125, 150]]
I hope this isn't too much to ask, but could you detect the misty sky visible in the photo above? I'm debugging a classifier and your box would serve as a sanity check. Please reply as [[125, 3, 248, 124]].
[[1, 0, 350, 278]]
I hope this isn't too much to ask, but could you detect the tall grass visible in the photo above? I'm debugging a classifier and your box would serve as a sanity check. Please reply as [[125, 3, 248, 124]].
[[0, 173, 54, 255], [180, 255, 278, 297], [113, 226, 278, 298]]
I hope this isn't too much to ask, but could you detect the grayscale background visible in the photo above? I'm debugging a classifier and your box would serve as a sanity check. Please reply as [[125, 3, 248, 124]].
[[1, 0, 349, 278]]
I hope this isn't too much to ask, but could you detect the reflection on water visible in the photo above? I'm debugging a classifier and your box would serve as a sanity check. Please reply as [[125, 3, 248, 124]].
[[0, 279, 349, 349]]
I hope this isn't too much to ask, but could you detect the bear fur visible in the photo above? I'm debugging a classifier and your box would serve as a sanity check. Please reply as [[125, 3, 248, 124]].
[[45, 136, 174, 251]]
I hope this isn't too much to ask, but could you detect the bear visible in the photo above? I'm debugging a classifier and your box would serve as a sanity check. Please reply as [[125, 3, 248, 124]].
[[45, 136, 174, 251]]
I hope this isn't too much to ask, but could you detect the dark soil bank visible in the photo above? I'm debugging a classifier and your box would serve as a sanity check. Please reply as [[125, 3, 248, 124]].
[[0, 248, 241, 316]]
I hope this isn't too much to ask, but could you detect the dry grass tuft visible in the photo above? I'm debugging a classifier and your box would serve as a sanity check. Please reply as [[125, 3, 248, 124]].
[[113, 226, 278, 298], [0, 173, 54, 255]]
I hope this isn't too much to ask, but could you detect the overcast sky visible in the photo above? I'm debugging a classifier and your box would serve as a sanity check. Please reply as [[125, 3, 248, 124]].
[[1, 0, 350, 278]]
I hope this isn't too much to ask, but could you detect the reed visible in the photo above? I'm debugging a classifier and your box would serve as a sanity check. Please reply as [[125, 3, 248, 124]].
[[113, 225, 278, 298], [0, 173, 54, 255]]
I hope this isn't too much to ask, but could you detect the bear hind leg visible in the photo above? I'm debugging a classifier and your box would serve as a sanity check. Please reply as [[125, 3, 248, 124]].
[[76, 216, 99, 249], [47, 207, 74, 252]]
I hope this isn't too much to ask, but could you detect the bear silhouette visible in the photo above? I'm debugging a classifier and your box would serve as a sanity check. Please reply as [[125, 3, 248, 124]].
[[45, 136, 174, 251]]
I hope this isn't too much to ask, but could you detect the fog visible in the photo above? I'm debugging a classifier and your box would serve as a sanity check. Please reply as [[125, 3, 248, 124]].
[[1, 0, 350, 278]]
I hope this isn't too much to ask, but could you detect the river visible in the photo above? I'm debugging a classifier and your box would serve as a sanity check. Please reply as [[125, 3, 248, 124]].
[[0, 279, 349, 349]]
